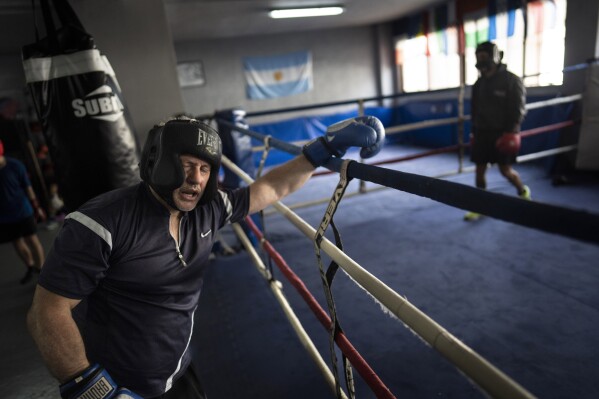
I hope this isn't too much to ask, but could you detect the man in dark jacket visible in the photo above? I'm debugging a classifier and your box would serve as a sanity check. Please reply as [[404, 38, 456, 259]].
[[465, 41, 531, 221]]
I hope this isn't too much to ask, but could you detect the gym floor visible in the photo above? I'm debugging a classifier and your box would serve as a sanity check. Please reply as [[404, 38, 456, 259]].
[[2, 145, 599, 398]]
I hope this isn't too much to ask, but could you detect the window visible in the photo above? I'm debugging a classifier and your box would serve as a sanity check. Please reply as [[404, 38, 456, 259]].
[[396, 34, 428, 92], [524, 0, 567, 86], [463, 8, 526, 85], [429, 26, 461, 90], [395, 27, 460, 92], [394, 0, 567, 92]]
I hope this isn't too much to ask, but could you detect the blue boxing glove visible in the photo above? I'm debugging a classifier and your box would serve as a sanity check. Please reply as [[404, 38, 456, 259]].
[[59, 364, 142, 399], [302, 116, 385, 167]]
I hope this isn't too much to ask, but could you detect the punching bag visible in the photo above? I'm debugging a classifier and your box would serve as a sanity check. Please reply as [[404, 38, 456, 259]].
[[22, 0, 140, 211]]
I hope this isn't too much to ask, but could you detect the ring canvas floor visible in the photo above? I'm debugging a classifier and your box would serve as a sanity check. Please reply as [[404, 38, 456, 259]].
[[2, 144, 598, 398]]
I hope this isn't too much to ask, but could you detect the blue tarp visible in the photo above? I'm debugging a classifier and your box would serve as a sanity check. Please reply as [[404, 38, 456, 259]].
[[250, 107, 393, 167], [247, 98, 574, 168]]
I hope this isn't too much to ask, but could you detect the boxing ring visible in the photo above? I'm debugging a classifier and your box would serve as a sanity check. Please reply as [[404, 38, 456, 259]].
[[252, 93, 582, 211], [191, 61, 599, 398], [198, 95, 599, 399]]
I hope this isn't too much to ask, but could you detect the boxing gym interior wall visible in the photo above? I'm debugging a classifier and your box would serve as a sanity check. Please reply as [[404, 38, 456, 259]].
[[172, 0, 599, 124], [0, 55, 24, 100], [563, 0, 599, 93], [175, 25, 383, 117], [0, 0, 597, 141]]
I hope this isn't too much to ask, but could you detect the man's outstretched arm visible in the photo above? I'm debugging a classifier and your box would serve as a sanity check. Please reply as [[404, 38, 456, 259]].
[[248, 155, 315, 214]]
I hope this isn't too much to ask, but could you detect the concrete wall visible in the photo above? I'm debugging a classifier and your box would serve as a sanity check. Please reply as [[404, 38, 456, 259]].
[[175, 26, 380, 120], [563, 0, 599, 94], [70, 0, 184, 143]]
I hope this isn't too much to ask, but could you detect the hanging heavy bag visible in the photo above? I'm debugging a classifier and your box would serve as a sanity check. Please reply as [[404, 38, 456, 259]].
[[22, 0, 140, 212]]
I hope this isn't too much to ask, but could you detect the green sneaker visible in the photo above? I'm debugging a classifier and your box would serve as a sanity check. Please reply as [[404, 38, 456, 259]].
[[463, 211, 481, 221], [519, 185, 531, 200]]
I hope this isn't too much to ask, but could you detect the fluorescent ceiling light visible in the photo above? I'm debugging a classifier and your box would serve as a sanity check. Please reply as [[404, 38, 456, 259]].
[[269, 6, 344, 19]]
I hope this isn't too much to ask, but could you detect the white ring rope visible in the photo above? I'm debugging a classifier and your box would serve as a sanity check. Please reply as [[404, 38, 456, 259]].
[[362, 94, 582, 137], [515, 144, 578, 163], [231, 223, 349, 399], [222, 155, 536, 399], [386, 116, 463, 134], [250, 92, 583, 150], [524, 93, 583, 110]]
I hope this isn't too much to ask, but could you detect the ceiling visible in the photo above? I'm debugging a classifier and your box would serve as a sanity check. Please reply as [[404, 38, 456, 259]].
[[163, 0, 439, 42], [0, 0, 439, 53]]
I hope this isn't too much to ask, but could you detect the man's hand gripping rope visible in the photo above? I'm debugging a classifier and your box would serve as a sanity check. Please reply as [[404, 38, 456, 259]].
[[302, 116, 385, 167]]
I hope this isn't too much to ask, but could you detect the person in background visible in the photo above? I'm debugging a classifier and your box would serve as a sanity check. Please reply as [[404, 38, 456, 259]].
[[0, 139, 46, 284], [26, 116, 385, 399], [464, 41, 531, 221]]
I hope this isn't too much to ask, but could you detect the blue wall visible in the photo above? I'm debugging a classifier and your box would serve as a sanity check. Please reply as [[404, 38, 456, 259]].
[[247, 97, 575, 168]]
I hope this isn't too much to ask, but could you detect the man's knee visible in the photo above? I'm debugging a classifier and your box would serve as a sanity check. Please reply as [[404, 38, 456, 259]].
[[12, 237, 26, 251], [23, 234, 40, 246]]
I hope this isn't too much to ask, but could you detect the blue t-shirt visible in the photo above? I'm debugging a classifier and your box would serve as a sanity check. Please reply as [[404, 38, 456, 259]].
[[39, 182, 250, 397], [0, 157, 33, 223]]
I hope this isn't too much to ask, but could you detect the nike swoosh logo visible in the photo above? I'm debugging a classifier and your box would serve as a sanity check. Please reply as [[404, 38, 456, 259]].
[[201, 229, 211, 238]]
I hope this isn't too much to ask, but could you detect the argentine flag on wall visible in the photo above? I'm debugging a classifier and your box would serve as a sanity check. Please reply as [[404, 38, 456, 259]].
[[243, 51, 313, 100]]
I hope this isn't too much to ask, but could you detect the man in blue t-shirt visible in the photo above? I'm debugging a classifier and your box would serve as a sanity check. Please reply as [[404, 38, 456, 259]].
[[27, 116, 385, 399], [0, 139, 47, 284]]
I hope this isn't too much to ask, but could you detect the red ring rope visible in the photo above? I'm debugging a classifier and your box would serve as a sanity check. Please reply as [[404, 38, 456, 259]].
[[312, 119, 577, 176], [244, 216, 396, 399]]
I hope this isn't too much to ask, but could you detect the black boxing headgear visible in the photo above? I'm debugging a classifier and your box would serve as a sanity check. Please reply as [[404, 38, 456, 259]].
[[140, 118, 222, 210], [475, 41, 502, 70]]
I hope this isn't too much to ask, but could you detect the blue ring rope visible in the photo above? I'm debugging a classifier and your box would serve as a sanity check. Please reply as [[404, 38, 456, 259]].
[[216, 118, 599, 246]]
